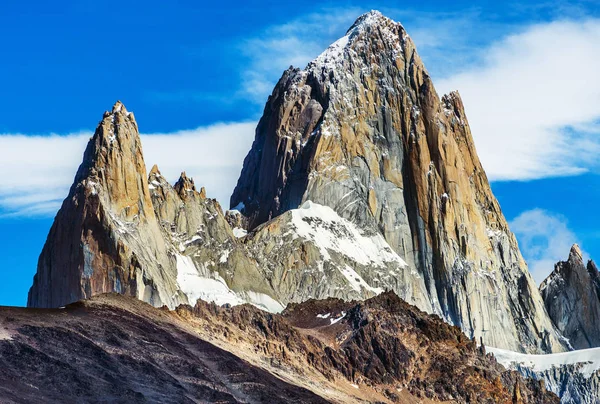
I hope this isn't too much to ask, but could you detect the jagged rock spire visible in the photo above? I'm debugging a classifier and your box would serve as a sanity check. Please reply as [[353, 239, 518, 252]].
[[569, 244, 584, 264], [540, 246, 600, 349], [28, 102, 183, 309]]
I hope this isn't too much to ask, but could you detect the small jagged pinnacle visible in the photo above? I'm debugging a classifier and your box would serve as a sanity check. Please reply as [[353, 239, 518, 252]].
[[569, 244, 584, 264], [174, 171, 197, 198], [149, 164, 161, 176]]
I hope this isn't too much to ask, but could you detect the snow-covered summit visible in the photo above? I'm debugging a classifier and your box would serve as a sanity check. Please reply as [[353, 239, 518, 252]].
[[310, 10, 405, 71]]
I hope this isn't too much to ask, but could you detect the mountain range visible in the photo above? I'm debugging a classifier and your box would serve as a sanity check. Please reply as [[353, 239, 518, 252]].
[[3, 10, 599, 404]]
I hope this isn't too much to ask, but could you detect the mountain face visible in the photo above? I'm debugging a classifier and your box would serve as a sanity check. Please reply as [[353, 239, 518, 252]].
[[0, 292, 559, 403], [540, 245, 600, 350], [231, 11, 563, 353], [28, 102, 282, 312]]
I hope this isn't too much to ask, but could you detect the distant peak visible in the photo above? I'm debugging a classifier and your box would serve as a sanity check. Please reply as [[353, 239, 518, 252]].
[[569, 244, 584, 264]]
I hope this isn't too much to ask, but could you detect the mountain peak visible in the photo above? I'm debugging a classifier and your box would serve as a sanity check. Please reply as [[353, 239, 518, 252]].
[[347, 10, 390, 33], [112, 100, 126, 114], [174, 171, 206, 200], [230, 11, 565, 353], [569, 244, 584, 264]]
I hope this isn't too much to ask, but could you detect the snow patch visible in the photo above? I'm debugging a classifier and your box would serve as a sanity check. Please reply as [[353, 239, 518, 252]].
[[289, 201, 407, 268], [313, 35, 350, 69], [317, 313, 331, 319], [175, 254, 283, 313], [232, 227, 247, 238], [488, 346, 600, 379], [339, 265, 383, 294], [219, 249, 231, 263], [0, 327, 12, 341], [330, 311, 346, 325]]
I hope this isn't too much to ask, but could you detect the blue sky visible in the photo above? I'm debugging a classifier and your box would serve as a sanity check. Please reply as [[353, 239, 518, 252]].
[[1, 0, 599, 306]]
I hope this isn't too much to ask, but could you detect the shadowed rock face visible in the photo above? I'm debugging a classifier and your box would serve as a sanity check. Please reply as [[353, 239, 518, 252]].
[[540, 245, 600, 350], [230, 11, 564, 353], [0, 293, 558, 404]]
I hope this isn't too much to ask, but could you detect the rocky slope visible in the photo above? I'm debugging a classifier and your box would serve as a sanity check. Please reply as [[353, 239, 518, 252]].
[[231, 11, 563, 353], [490, 346, 600, 404], [540, 245, 600, 350], [28, 102, 281, 312], [0, 293, 558, 403]]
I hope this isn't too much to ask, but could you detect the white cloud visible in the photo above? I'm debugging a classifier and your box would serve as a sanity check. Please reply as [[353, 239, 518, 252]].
[[437, 19, 600, 181], [239, 8, 362, 102], [510, 209, 586, 284], [0, 122, 256, 217]]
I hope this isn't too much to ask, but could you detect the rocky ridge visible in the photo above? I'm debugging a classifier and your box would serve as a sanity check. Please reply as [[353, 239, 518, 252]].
[[230, 11, 564, 353], [1, 292, 559, 403], [540, 245, 600, 350]]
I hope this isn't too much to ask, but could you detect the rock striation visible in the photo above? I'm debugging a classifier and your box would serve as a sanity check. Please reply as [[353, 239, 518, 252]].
[[231, 11, 564, 353], [540, 245, 600, 350]]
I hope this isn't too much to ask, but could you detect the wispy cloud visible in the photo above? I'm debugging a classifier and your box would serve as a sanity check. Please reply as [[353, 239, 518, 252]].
[[0, 122, 256, 217], [437, 19, 600, 181], [510, 209, 587, 284], [239, 8, 362, 103]]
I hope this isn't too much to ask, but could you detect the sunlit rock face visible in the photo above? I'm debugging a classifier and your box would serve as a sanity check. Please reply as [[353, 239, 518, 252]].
[[28, 102, 184, 309], [231, 11, 565, 353]]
